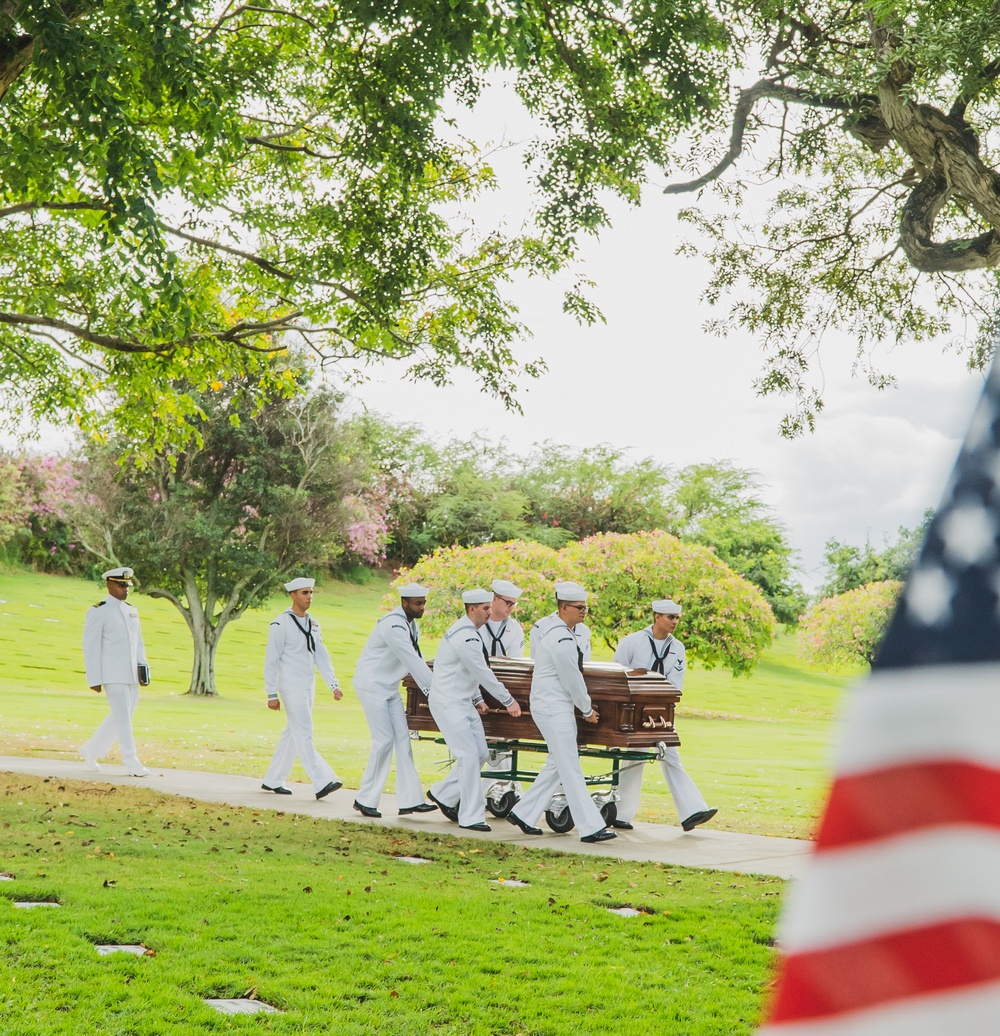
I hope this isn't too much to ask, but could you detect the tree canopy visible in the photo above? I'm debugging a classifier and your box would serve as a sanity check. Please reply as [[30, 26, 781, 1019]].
[[798, 580, 903, 669], [1, 0, 728, 446], [665, 1, 1000, 433], [74, 380, 355, 695]]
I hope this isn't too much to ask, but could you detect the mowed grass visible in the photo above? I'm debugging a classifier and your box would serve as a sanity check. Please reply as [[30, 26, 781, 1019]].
[[0, 569, 860, 838], [0, 775, 782, 1036]]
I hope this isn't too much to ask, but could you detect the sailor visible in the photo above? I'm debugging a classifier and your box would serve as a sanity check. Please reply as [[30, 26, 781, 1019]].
[[480, 579, 526, 658], [80, 566, 151, 777], [530, 581, 591, 660], [426, 588, 522, 831], [612, 599, 717, 832], [351, 582, 439, 819], [507, 582, 616, 843], [261, 577, 343, 800]]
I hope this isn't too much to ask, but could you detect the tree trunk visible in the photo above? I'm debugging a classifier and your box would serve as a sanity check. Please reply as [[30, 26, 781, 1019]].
[[187, 621, 220, 696]]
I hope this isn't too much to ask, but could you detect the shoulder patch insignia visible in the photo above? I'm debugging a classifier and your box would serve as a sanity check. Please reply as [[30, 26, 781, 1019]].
[[93, 601, 106, 608]]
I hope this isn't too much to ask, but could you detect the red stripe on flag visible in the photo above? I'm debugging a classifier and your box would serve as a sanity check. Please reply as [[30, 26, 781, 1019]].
[[769, 917, 1000, 1022], [816, 760, 1000, 850]]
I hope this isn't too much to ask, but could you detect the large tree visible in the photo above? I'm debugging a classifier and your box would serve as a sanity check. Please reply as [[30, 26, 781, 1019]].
[[76, 381, 354, 695], [664, 1, 1000, 433], [1, 1, 728, 446]]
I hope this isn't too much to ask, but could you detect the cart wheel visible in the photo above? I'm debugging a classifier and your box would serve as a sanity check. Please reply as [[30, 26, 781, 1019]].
[[486, 790, 517, 818], [600, 800, 618, 826], [545, 806, 575, 833]]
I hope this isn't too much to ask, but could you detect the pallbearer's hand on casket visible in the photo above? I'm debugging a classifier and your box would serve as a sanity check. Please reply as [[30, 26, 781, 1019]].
[[476, 700, 490, 715], [625, 668, 649, 676], [505, 699, 521, 718], [583, 707, 599, 724]]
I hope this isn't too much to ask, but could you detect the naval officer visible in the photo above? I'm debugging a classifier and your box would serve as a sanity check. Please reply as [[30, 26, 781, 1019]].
[[612, 599, 717, 832], [261, 577, 342, 800], [480, 579, 526, 658], [80, 566, 151, 776], [427, 588, 522, 831], [351, 582, 439, 818], [507, 582, 616, 843]]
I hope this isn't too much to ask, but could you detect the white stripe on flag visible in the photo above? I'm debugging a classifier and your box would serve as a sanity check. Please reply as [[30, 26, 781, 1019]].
[[778, 827, 1000, 953], [833, 665, 1000, 776], [758, 980, 1000, 1036]]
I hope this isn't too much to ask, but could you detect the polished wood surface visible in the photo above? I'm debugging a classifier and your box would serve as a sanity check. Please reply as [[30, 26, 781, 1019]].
[[404, 656, 680, 748]]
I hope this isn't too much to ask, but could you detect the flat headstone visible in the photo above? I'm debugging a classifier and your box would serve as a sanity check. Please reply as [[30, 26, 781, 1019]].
[[13, 901, 60, 908], [394, 856, 432, 865], [490, 879, 528, 887], [607, 906, 641, 917], [96, 944, 148, 956], [204, 999, 280, 1016]]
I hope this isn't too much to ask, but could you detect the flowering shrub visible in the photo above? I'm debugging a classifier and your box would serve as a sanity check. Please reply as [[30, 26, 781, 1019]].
[[561, 531, 775, 674], [343, 484, 391, 565], [390, 540, 568, 635], [798, 580, 903, 670], [392, 530, 775, 673], [0, 452, 91, 573]]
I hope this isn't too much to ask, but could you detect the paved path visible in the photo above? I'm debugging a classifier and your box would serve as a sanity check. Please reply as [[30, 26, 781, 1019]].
[[0, 756, 813, 879]]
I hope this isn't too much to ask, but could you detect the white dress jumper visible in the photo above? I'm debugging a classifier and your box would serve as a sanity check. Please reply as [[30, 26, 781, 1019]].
[[262, 609, 340, 794], [353, 606, 434, 810], [612, 628, 708, 824]]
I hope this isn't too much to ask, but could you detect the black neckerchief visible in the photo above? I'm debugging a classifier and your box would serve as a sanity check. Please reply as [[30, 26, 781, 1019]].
[[289, 612, 315, 653], [409, 620, 422, 658], [645, 632, 673, 674], [486, 619, 508, 657]]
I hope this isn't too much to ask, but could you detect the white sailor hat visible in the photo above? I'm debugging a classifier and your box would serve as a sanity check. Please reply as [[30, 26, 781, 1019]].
[[555, 581, 588, 602], [652, 599, 682, 615], [461, 588, 493, 604], [397, 582, 430, 597], [284, 577, 315, 592], [491, 579, 522, 599], [102, 567, 134, 583]]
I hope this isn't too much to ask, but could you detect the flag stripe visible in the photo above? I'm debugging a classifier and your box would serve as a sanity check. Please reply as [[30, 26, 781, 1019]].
[[816, 759, 1000, 849], [833, 666, 1000, 777], [771, 917, 1000, 1021], [778, 827, 1000, 953], [759, 980, 1000, 1036]]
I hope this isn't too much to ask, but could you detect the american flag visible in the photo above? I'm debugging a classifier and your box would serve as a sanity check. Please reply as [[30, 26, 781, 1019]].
[[758, 356, 1000, 1035]]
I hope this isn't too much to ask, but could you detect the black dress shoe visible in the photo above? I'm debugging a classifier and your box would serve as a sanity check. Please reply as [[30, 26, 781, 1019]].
[[460, 822, 492, 832], [506, 813, 543, 835], [399, 802, 438, 815], [610, 819, 633, 830], [262, 784, 292, 795], [681, 807, 718, 832], [580, 828, 617, 843], [427, 791, 459, 822], [315, 780, 343, 800], [353, 800, 381, 818]]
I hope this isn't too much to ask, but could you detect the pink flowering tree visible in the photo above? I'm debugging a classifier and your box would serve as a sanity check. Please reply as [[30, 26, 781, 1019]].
[[798, 581, 904, 670]]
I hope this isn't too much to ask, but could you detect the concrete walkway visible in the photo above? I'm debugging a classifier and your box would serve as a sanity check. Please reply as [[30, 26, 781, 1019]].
[[0, 755, 813, 879]]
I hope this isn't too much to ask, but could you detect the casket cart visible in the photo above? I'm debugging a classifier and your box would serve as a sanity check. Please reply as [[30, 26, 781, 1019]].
[[403, 657, 681, 832]]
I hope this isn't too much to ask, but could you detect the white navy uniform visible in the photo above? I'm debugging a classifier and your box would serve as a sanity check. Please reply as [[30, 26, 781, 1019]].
[[81, 595, 148, 771], [480, 617, 525, 658], [353, 607, 434, 810], [530, 615, 591, 660], [262, 608, 340, 794], [428, 617, 515, 827], [508, 614, 606, 838], [612, 629, 708, 824]]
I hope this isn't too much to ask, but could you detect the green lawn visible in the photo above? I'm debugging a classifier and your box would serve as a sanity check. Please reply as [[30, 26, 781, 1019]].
[[0, 568, 859, 838], [0, 776, 782, 1036]]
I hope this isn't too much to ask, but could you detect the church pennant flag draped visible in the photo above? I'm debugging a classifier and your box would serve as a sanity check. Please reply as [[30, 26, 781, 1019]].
[[758, 354, 1000, 1036]]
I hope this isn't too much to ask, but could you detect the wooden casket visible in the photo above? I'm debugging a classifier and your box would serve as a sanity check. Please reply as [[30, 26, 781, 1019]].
[[403, 657, 680, 749]]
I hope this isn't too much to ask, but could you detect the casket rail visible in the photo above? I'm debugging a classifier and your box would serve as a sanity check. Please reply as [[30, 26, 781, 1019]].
[[403, 656, 680, 749]]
